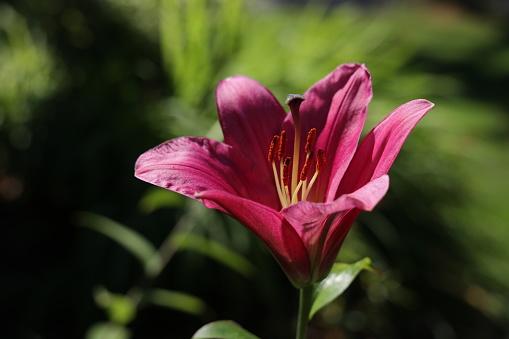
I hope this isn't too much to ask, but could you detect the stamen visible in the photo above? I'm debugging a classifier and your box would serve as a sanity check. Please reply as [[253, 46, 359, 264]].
[[268, 135, 279, 163], [300, 151, 314, 181], [272, 161, 286, 207], [304, 128, 316, 153], [266, 97, 329, 206], [278, 131, 287, 203], [282, 157, 292, 203], [282, 157, 292, 187], [303, 149, 325, 201], [316, 149, 326, 171], [278, 131, 287, 161], [285, 94, 306, 194], [291, 151, 314, 204]]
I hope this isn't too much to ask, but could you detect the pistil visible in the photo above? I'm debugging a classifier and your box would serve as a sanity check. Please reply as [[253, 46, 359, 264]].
[[267, 95, 325, 208], [285, 94, 306, 195]]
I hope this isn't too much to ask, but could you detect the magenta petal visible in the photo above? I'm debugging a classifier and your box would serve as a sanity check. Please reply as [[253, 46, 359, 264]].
[[312, 65, 373, 202], [315, 175, 389, 279], [317, 209, 361, 279], [216, 75, 287, 172], [134, 137, 278, 208], [338, 99, 434, 196], [281, 175, 388, 280], [300, 63, 366, 136], [196, 189, 311, 286], [281, 175, 389, 242]]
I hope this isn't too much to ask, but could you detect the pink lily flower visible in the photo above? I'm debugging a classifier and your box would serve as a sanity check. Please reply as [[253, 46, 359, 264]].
[[135, 63, 434, 287]]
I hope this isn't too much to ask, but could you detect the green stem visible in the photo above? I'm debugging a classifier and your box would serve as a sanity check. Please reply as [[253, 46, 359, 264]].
[[296, 285, 314, 339]]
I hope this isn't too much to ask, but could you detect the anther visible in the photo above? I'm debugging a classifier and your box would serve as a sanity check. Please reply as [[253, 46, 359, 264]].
[[278, 131, 287, 161], [304, 128, 316, 153], [268, 135, 279, 163], [282, 157, 292, 187], [316, 149, 325, 171], [300, 151, 314, 181]]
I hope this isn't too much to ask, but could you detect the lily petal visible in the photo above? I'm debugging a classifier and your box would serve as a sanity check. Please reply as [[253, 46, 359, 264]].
[[196, 189, 311, 286], [281, 175, 389, 242], [338, 99, 434, 196], [134, 137, 278, 208], [312, 175, 389, 279], [216, 75, 287, 173], [317, 208, 361, 279], [282, 175, 388, 280], [300, 63, 366, 136], [312, 65, 373, 202], [280, 64, 371, 198]]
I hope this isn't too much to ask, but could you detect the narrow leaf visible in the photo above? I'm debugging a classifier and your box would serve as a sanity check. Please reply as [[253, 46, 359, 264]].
[[144, 288, 208, 316], [85, 322, 131, 339], [310, 257, 374, 319], [93, 287, 137, 325], [192, 321, 260, 339], [138, 187, 184, 214], [172, 232, 257, 278], [76, 212, 160, 268]]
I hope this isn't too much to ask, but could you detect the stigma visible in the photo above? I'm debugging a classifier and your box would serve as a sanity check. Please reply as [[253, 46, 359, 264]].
[[267, 95, 326, 208]]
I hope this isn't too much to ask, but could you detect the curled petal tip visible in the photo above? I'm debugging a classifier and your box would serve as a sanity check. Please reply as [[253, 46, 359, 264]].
[[413, 99, 435, 108]]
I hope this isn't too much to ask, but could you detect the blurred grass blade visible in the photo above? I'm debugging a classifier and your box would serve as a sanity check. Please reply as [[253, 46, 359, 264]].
[[172, 232, 256, 279], [93, 286, 137, 325], [144, 288, 208, 316], [85, 322, 131, 339], [138, 187, 185, 214], [76, 212, 160, 269], [310, 258, 375, 319], [160, 0, 211, 106], [215, 0, 243, 56], [160, 0, 243, 108], [192, 320, 260, 339]]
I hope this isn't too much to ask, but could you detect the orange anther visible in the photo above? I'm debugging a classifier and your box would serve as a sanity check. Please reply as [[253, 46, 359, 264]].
[[282, 157, 292, 186], [278, 131, 287, 160], [268, 135, 279, 163], [304, 128, 316, 153], [300, 151, 314, 181], [316, 149, 325, 171]]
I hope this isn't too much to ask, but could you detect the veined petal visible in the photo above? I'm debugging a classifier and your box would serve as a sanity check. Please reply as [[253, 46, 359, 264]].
[[196, 189, 311, 286], [300, 63, 366, 136], [216, 75, 287, 172], [296, 64, 372, 202], [338, 99, 434, 196], [281, 175, 389, 239], [317, 208, 361, 279], [134, 137, 278, 208], [317, 65, 372, 202]]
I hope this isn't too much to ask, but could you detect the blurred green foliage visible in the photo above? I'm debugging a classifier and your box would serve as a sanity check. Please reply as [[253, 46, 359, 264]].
[[1, 0, 509, 338]]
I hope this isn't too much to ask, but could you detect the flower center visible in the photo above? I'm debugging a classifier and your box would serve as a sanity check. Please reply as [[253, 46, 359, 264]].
[[267, 95, 326, 208]]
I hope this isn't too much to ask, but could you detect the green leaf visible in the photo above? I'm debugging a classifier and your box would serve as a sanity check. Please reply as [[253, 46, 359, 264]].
[[144, 288, 208, 316], [76, 212, 162, 270], [309, 258, 374, 319], [172, 232, 257, 278], [93, 287, 137, 325], [138, 187, 184, 214], [192, 321, 260, 339], [85, 322, 131, 339]]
